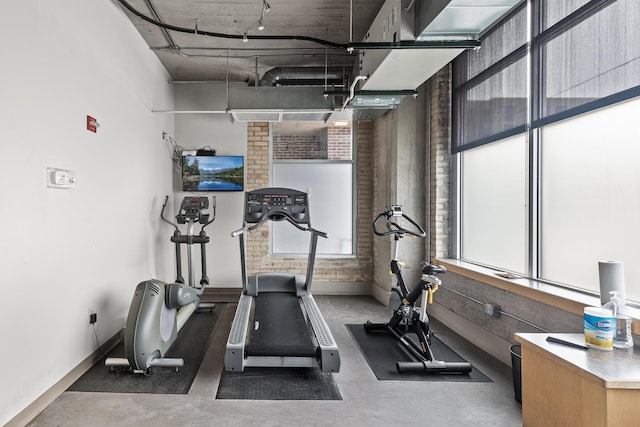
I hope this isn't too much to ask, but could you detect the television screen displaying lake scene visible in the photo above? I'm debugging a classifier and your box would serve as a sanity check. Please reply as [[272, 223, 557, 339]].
[[182, 156, 244, 191]]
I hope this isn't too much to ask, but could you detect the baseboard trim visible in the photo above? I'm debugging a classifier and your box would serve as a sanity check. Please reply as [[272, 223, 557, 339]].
[[311, 281, 372, 295], [5, 334, 120, 427], [371, 283, 391, 305]]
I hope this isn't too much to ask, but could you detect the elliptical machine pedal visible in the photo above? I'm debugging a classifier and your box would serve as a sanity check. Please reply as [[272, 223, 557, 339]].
[[105, 195, 216, 374]]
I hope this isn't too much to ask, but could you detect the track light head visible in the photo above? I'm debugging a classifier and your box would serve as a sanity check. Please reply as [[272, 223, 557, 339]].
[[258, 18, 264, 31], [242, 32, 248, 42]]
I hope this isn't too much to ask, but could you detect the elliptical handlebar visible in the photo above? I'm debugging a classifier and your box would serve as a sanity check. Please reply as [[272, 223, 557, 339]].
[[201, 196, 216, 230], [372, 206, 426, 238], [160, 195, 216, 233], [160, 195, 180, 231], [160, 195, 214, 288]]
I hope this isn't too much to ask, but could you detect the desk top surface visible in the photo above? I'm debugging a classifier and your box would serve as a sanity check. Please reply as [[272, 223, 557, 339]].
[[515, 333, 640, 388]]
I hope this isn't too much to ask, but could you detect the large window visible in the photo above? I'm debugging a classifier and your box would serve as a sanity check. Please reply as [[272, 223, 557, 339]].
[[270, 122, 354, 256], [453, 0, 640, 302], [461, 134, 527, 274], [540, 98, 640, 297]]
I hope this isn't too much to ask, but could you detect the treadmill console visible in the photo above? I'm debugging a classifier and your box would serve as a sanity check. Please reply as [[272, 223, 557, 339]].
[[245, 188, 309, 224]]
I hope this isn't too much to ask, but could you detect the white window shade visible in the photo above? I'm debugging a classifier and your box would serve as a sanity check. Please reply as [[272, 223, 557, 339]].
[[540, 98, 640, 300], [272, 162, 353, 255], [461, 134, 527, 273]]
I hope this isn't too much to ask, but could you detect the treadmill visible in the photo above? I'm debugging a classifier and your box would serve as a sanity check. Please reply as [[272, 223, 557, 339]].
[[224, 187, 340, 373]]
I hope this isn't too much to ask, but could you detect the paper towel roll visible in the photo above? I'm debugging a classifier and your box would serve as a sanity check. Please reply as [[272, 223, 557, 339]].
[[598, 260, 625, 305]]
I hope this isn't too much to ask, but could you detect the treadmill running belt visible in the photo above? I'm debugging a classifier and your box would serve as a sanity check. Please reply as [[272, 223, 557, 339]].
[[247, 292, 316, 357]]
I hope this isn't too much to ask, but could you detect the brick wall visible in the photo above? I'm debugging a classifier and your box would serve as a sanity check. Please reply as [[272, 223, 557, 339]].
[[245, 123, 270, 274], [272, 126, 352, 160], [428, 66, 452, 260], [246, 122, 270, 190], [354, 121, 374, 271], [245, 121, 373, 287], [327, 127, 352, 160], [273, 135, 327, 159]]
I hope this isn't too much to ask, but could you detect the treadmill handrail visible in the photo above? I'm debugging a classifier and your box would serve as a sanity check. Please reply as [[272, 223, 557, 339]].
[[309, 227, 328, 239], [231, 225, 248, 238], [234, 213, 328, 238]]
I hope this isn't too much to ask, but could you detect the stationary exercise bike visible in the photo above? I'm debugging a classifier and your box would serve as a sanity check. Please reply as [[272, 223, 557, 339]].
[[105, 195, 215, 374], [364, 205, 472, 374]]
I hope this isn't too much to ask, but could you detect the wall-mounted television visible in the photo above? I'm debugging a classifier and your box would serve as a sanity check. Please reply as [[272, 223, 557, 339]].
[[182, 155, 244, 192]]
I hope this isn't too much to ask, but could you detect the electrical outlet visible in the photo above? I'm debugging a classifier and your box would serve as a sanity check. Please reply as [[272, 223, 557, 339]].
[[88, 307, 97, 324], [484, 303, 501, 318]]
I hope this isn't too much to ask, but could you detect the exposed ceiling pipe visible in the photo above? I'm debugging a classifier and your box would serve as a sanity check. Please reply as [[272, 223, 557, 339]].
[[342, 75, 367, 110], [143, 0, 178, 51]]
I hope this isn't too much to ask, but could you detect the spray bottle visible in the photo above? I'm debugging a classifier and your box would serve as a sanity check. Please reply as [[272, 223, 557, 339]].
[[602, 291, 634, 348]]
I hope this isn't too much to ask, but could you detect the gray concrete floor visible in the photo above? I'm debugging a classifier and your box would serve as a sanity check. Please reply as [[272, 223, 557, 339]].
[[28, 295, 522, 426]]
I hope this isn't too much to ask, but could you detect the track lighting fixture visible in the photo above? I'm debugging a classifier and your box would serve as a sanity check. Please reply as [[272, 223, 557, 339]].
[[242, 0, 271, 38]]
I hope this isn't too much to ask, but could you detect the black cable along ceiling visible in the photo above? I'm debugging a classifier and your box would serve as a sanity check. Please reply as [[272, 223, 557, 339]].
[[116, 0, 348, 51]]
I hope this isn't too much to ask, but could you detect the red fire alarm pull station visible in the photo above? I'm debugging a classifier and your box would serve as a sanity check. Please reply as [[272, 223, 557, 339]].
[[87, 115, 98, 133]]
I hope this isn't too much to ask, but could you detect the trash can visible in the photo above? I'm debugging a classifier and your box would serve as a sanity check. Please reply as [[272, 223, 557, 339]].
[[509, 344, 522, 404]]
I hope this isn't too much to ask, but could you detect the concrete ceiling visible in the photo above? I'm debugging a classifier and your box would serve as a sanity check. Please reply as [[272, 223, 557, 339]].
[[115, 0, 521, 131], [117, 0, 386, 83]]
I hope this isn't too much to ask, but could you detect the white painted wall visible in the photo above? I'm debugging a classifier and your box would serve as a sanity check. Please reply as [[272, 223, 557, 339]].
[[173, 83, 247, 288], [0, 1, 175, 423]]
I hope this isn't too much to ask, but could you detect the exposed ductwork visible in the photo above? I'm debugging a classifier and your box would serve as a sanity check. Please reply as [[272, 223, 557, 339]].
[[226, 85, 338, 122], [416, 0, 523, 39], [228, 0, 524, 120], [259, 66, 347, 87], [342, 75, 368, 110], [358, 0, 522, 91]]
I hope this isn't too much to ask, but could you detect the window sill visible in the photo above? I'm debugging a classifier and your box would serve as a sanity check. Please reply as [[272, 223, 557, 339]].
[[435, 258, 640, 335]]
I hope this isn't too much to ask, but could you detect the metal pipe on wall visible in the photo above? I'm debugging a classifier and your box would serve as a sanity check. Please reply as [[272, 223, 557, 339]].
[[438, 284, 550, 332]]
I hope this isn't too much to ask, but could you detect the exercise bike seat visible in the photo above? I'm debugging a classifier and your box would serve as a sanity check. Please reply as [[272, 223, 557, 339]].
[[421, 262, 446, 275]]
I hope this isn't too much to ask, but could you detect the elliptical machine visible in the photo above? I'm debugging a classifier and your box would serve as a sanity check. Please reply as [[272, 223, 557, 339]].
[[364, 205, 471, 374], [105, 195, 215, 374]]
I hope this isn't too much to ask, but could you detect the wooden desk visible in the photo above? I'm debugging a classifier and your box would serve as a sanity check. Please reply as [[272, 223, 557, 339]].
[[515, 333, 640, 427]]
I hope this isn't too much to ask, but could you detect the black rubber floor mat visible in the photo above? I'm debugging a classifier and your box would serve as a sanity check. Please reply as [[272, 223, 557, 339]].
[[216, 367, 342, 400], [346, 323, 492, 382], [68, 306, 223, 394]]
